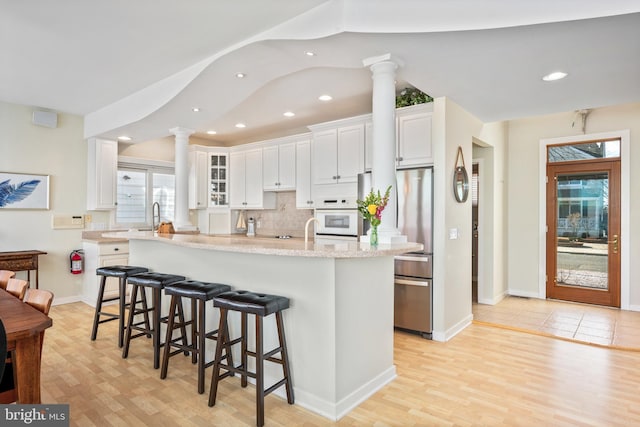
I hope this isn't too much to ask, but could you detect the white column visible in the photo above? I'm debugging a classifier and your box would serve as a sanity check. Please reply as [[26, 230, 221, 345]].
[[363, 54, 406, 243], [169, 127, 197, 231]]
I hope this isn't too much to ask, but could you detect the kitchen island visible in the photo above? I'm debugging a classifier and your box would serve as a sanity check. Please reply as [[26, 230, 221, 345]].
[[104, 231, 421, 420]]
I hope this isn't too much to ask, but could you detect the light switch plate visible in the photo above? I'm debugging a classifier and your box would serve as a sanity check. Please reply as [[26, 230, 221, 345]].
[[448, 228, 459, 240]]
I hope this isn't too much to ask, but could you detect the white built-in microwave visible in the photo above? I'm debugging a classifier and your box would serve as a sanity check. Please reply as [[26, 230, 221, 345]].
[[315, 209, 359, 238]]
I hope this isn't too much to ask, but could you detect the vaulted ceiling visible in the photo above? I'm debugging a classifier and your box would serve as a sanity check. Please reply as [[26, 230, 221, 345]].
[[2, 1, 639, 145]]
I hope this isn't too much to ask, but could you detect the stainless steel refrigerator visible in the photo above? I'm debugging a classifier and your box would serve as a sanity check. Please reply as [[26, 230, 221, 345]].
[[358, 168, 434, 338], [395, 167, 433, 338]]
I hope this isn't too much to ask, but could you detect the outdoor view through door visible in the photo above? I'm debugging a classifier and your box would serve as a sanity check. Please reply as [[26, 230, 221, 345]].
[[546, 138, 621, 307]]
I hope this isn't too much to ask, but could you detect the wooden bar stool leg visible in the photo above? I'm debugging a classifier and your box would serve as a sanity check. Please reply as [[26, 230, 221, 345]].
[[256, 314, 265, 427], [197, 299, 206, 393], [152, 288, 162, 369], [118, 277, 127, 348], [241, 312, 248, 388], [191, 300, 198, 365], [122, 284, 139, 359], [208, 308, 228, 407], [276, 312, 294, 404], [90, 276, 108, 341], [160, 295, 178, 379]]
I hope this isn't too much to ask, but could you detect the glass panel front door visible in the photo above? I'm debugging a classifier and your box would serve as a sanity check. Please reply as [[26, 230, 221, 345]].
[[546, 160, 620, 307]]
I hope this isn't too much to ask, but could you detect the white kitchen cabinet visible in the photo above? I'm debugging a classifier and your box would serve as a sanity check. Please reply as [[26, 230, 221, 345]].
[[263, 142, 296, 191], [82, 241, 129, 307], [188, 150, 208, 209], [312, 123, 364, 185], [87, 138, 117, 210], [295, 139, 314, 208], [229, 149, 275, 209], [396, 104, 433, 167]]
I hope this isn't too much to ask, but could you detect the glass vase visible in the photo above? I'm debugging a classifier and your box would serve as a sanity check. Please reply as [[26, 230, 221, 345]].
[[370, 225, 379, 247]]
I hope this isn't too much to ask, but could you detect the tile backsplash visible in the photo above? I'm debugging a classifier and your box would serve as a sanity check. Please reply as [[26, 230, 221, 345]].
[[236, 191, 313, 237]]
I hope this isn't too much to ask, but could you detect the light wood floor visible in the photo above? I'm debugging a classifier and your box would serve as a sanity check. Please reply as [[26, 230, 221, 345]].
[[473, 296, 640, 349], [41, 302, 640, 426]]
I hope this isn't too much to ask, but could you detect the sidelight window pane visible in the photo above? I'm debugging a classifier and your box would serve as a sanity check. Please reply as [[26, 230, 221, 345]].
[[548, 139, 620, 163]]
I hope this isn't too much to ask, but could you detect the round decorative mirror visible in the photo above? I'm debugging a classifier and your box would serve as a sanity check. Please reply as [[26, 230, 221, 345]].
[[453, 166, 469, 203]]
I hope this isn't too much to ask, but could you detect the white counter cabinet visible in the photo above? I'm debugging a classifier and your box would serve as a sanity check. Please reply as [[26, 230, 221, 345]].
[[81, 240, 129, 307]]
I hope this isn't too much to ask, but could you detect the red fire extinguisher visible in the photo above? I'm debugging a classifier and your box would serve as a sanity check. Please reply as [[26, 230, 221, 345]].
[[70, 250, 84, 275]]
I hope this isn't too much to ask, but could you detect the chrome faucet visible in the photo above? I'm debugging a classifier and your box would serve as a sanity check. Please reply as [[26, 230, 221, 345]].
[[305, 217, 319, 245], [152, 202, 161, 231]]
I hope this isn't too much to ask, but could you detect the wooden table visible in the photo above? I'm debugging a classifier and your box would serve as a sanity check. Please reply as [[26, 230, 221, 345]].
[[0, 288, 52, 403], [0, 250, 47, 289]]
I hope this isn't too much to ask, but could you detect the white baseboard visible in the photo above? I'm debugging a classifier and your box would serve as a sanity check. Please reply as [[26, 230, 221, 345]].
[[507, 289, 541, 299], [626, 304, 640, 312], [432, 313, 473, 342], [243, 365, 396, 422], [478, 290, 508, 305], [335, 365, 396, 420], [51, 295, 82, 306]]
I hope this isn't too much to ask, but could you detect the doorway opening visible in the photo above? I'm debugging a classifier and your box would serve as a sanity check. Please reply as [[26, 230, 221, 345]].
[[545, 138, 621, 307], [472, 163, 479, 303]]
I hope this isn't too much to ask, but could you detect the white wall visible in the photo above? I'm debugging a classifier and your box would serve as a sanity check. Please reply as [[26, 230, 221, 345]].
[[0, 102, 86, 302], [507, 102, 640, 308], [431, 97, 484, 340], [475, 122, 509, 304]]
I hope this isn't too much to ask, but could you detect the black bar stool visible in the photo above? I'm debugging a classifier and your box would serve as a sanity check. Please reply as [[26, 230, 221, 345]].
[[122, 272, 185, 368], [208, 290, 294, 427], [91, 265, 149, 348], [160, 280, 232, 394]]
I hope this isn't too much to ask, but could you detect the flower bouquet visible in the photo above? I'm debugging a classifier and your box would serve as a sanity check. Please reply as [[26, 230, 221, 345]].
[[357, 185, 391, 246]]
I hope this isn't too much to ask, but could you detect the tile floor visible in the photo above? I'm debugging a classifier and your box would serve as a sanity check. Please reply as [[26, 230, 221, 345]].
[[473, 296, 640, 350]]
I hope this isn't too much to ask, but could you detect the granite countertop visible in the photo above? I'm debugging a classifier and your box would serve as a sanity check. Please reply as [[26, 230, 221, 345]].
[[103, 230, 422, 258], [82, 230, 130, 244]]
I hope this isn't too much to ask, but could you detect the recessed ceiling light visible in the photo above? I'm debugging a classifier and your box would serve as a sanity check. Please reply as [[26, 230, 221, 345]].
[[192, 107, 200, 112], [318, 94, 332, 101], [117, 135, 132, 141], [206, 130, 217, 135], [305, 51, 315, 57], [283, 111, 295, 117], [542, 71, 568, 82], [236, 73, 246, 78], [235, 123, 246, 128]]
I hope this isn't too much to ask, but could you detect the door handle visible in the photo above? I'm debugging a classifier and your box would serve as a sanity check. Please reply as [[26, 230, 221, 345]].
[[395, 278, 430, 287], [395, 255, 429, 263], [608, 235, 619, 254]]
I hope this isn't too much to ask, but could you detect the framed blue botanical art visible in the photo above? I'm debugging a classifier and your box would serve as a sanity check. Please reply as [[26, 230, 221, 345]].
[[0, 172, 50, 209]]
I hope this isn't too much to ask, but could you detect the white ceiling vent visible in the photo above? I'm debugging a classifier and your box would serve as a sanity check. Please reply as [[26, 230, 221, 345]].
[[32, 110, 58, 128]]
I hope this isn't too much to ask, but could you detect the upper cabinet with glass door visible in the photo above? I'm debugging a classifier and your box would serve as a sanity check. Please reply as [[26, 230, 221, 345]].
[[209, 153, 228, 207], [188, 146, 229, 209]]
